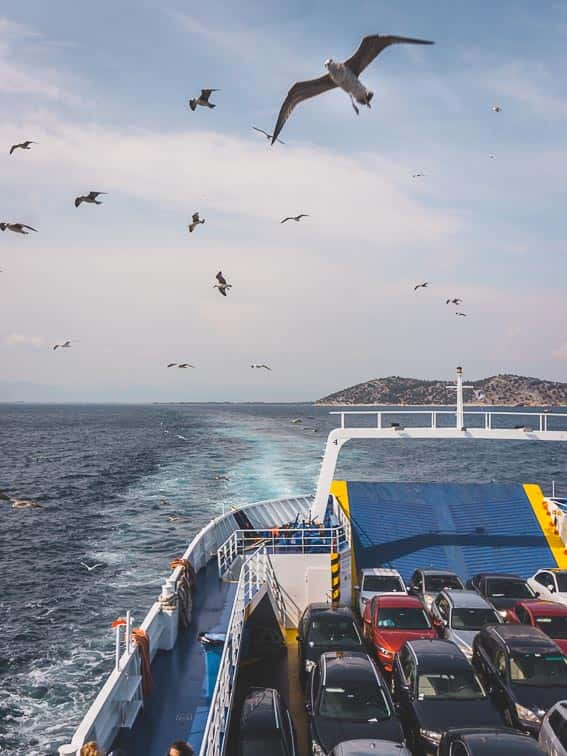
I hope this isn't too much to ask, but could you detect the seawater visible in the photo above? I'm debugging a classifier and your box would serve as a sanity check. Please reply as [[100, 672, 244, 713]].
[[1, 402, 566, 755]]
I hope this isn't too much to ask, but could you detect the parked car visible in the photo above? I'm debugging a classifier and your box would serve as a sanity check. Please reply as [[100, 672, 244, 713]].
[[363, 594, 437, 672], [429, 590, 502, 659], [307, 651, 404, 755], [357, 568, 407, 617], [239, 687, 297, 756], [472, 624, 567, 735], [328, 740, 410, 755], [466, 573, 538, 620], [539, 700, 567, 755], [298, 604, 364, 686], [529, 569, 567, 606], [509, 600, 567, 653], [392, 639, 501, 754], [407, 569, 465, 610], [438, 727, 546, 755]]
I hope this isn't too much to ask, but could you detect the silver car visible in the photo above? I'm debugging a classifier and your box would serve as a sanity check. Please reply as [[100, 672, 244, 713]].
[[429, 589, 502, 659], [539, 700, 567, 755]]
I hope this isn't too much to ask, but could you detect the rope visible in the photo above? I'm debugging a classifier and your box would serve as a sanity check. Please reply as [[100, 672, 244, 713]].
[[131, 628, 153, 696]]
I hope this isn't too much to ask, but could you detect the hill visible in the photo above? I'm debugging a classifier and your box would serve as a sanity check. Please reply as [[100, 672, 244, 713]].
[[316, 374, 567, 406]]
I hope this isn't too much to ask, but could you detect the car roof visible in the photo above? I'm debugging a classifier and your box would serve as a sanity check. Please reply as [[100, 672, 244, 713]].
[[417, 568, 461, 576], [516, 599, 567, 616], [361, 567, 402, 577], [548, 568, 567, 574], [331, 740, 410, 756], [406, 638, 470, 670], [445, 728, 545, 753], [304, 604, 354, 619], [441, 589, 494, 609], [473, 572, 526, 581], [375, 594, 424, 609], [321, 651, 380, 685], [483, 623, 561, 652], [240, 688, 280, 734]]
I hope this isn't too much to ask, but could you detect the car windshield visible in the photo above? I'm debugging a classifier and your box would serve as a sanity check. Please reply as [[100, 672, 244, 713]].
[[424, 575, 463, 592], [510, 652, 567, 685], [377, 607, 431, 630], [556, 574, 567, 592], [363, 575, 404, 593], [307, 617, 361, 648], [451, 608, 499, 630], [486, 579, 534, 598], [534, 616, 567, 639], [319, 681, 391, 721], [417, 670, 486, 700], [241, 738, 286, 756]]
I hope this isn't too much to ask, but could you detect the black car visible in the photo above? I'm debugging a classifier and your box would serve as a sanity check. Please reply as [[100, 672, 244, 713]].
[[438, 727, 546, 754], [466, 573, 537, 619], [472, 624, 567, 735], [392, 639, 502, 755], [298, 604, 364, 686], [239, 687, 297, 756], [307, 651, 404, 754], [329, 740, 411, 755]]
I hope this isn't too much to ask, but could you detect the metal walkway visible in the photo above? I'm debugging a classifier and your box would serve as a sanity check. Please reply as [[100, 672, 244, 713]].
[[336, 482, 557, 581]]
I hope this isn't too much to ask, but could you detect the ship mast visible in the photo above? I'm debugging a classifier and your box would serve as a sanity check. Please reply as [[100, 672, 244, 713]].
[[447, 366, 473, 431]]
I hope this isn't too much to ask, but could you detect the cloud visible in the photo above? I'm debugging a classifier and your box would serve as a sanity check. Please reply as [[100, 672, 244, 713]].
[[553, 342, 567, 360], [5, 332, 43, 348]]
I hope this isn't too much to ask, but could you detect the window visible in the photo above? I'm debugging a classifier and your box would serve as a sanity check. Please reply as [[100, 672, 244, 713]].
[[362, 575, 404, 593], [535, 572, 552, 587], [377, 608, 431, 630], [437, 598, 450, 620], [450, 743, 470, 756], [514, 606, 530, 625], [556, 574, 567, 592], [400, 650, 415, 689], [451, 608, 500, 630], [417, 669, 486, 700], [549, 709, 567, 748], [495, 650, 507, 679], [534, 615, 567, 639], [510, 652, 567, 685], [486, 579, 535, 599], [424, 574, 464, 592], [412, 572, 423, 591], [307, 617, 361, 648], [318, 681, 391, 721]]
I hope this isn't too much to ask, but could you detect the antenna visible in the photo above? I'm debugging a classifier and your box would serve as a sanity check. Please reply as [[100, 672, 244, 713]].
[[446, 366, 474, 431]]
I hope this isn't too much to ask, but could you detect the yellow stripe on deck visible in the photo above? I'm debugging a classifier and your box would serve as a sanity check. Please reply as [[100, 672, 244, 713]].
[[285, 629, 308, 756], [524, 483, 567, 568], [330, 480, 357, 597]]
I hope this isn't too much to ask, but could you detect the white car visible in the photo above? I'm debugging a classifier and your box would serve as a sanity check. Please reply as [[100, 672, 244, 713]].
[[356, 567, 407, 616], [529, 569, 567, 606], [539, 700, 567, 755]]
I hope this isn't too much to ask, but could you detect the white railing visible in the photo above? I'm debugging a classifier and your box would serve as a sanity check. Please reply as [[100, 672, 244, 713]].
[[201, 546, 286, 756]]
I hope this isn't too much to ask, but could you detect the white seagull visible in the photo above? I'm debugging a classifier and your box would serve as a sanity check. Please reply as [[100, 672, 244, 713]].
[[189, 89, 219, 111], [53, 341, 71, 350], [252, 126, 284, 145], [0, 222, 37, 234], [456, 312, 467, 317], [414, 282, 429, 290], [75, 191, 106, 208], [80, 561, 103, 571], [281, 214, 309, 224], [446, 298, 462, 305], [271, 34, 434, 143], [188, 212, 205, 232], [10, 140, 37, 155], [491, 105, 502, 113], [213, 271, 232, 296], [251, 364, 272, 370], [177, 363, 195, 368]]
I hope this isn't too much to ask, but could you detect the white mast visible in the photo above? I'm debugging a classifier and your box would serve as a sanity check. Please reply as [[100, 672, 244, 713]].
[[447, 366, 473, 431]]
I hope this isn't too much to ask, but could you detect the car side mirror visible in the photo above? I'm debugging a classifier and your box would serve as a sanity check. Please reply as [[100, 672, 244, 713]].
[[547, 585, 555, 592], [534, 591, 540, 598]]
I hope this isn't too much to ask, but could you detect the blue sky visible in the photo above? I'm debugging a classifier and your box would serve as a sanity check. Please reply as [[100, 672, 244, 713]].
[[0, 1, 566, 401]]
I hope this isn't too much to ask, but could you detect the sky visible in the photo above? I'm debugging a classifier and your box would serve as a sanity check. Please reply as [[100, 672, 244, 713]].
[[0, 0, 566, 402]]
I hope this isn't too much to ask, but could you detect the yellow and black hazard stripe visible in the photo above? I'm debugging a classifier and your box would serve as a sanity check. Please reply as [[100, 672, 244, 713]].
[[331, 551, 340, 606]]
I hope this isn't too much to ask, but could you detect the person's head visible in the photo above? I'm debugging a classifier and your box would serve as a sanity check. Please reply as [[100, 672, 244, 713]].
[[80, 742, 103, 756], [168, 742, 194, 756]]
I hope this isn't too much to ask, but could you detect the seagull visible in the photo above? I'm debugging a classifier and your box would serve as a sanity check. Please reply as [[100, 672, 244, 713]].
[[53, 340, 71, 350], [491, 105, 502, 112], [213, 474, 230, 481], [251, 364, 272, 370], [446, 298, 462, 305], [0, 490, 43, 509], [188, 212, 205, 233], [213, 271, 232, 296], [178, 363, 195, 368], [9, 140, 36, 155], [412, 173, 426, 178], [75, 191, 106, 208], [189, 89, 219, 111], [271, 34, 434, 143], [252, 126, 284, 145], [281, 214, 309, 224], [80, 561, 103, 571], [167, 363, 177, 368], [414, 282, 429, 290], [456, 312, 467, 317], [0, 223, 37, 234], [489, 154, 496, 159]]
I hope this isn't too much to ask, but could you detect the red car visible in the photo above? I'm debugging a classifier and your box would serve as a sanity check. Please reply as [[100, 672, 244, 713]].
[[509, 599, 567, 653], [362, 594, 437, 672]]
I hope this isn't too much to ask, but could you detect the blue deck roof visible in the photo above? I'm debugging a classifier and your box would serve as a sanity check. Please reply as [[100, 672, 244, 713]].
[[345, 482, 556, 581]]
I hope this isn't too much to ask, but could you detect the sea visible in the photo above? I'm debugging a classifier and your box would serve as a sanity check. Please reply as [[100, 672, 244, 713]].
[[1, 402, 567, 755]]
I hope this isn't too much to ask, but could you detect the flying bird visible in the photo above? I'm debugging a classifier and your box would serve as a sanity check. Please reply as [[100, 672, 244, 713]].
[[252, 126, 284, 145], [9, 140, 36, 155], [412, 173, 426, 178], [456, 312, 467, 317], [189, 89, 219, 111], [271, 34, 434, 144], [491, 105, 502, 112], [178, 363, 195, 368], [489, 154, 496, 159], [251, 364, 272, 370], [0, 490, 43, 509], [414, 282, 429, 290], [446, 298, 462, 305], [53, 341, 71, 350], [188, 212, 205, 232], [80, 562, 103, 572], [75, 191, 106, 208], [167, 363, 177, 368], [281, 214, 309, 224], [0, 222, 37, 234], [213, 271, 232, 296]]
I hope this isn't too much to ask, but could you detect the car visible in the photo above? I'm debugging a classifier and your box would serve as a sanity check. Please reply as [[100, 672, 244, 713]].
[[529, 569, 567, 606], [509, 599, 567, 653], [438, 727, 546, 754], [407, 569, 465, 610], [429, 590, 502, 659], [363, 594, 437, 672], [466, 573, 538, 620], [298, 604, 364, 686], [328, 739, 411, 755], [472, 624, 567, 735], [307, 651, 404, 755], [356, 568, 407, 617], [539, 700, 567, 755], [392, 639, 501, 755], [239, 687, 297, 756]]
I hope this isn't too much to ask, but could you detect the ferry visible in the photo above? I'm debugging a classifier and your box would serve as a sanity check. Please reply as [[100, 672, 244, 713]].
[[58, 367, 567, 756]]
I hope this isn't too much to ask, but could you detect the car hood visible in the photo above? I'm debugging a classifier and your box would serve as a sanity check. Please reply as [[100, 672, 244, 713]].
[[448, 629, 477, 651], [487, 596, 528, 610], [313, 715, 404, 753], [374, 628, 437, 652], [414, 698, 502, 733], [511, 683, 567, 713]]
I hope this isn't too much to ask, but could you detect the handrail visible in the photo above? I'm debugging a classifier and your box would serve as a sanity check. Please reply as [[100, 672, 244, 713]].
[[330, 409, 567, 431]]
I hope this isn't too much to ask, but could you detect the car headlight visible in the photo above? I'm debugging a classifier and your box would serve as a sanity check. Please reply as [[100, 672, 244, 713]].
[[305, 659, 316, 673], [420, 728, 442, 744], [515, 703, 542, 724], [375, 645, 394, 658], [497, 609, 508, 619], [312, 741, 325, 755]]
